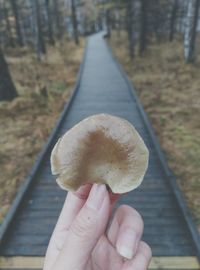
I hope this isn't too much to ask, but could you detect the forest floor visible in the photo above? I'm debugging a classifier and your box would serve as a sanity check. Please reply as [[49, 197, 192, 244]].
[[0, 37, 85, 223], [110, 32, 200, 231]]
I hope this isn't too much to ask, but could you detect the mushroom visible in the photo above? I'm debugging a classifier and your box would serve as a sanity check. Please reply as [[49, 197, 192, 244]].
[[51, 113, 149, 194]]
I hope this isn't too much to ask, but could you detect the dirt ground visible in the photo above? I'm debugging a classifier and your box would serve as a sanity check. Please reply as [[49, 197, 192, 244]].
[[110, 32, 200, 231], [0, 37, 84, 223]]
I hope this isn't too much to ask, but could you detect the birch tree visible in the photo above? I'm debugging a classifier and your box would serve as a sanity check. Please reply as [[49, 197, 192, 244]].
[[184, 0, 200, 62]]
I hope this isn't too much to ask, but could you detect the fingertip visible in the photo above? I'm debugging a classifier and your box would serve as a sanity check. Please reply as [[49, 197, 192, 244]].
[[139, 241, 152, 259], [123, 241, 152, 270], [72, 184, 93, 200], [86, 184, 108, 210], [116, 226, 138, 259]]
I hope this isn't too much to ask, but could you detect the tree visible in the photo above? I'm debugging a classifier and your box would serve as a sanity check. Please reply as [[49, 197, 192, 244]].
[[169, 0, 179, 42], [45, 0, 55, 45], [184, 0, 200, 62], [0, 48, 18, 101], [139, 0, 148, 56], [54, 0, 63, 39], [3, 2, 15, 47], [36, 0, 46, 54], [106, 9, 111, 38], [126, 0, 135, 59], [71, 0, 79, 45], [9, 0, 24, 47], [114, 0, 121, 37]]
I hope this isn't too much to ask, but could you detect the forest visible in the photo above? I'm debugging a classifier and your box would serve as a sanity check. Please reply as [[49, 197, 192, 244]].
[[0, 0, 200, 234]]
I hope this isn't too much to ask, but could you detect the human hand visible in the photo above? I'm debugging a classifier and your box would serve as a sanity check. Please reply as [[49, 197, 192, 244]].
[[44, 184, 152, 270]]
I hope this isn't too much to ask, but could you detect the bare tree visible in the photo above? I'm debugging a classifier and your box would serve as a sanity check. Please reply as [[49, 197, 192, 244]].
[[106, 9, 111, 38], [0, 48, 18, 101], [139, 0, 148, 56], [184, 0, 200, 62], [3, 2, 15, 47], [126, 0, 135, 59], [169, 0, 179, 42], [9, 0, 24, 47], [71, 0, 79, 45], [36, 0, 46, 57], [114, 0, 121, 37], [45, 0, 55, 45], [54, 0, 63, 39]]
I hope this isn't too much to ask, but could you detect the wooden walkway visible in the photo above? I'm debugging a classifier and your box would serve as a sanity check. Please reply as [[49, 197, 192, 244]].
[[0, 33, 200, 269]]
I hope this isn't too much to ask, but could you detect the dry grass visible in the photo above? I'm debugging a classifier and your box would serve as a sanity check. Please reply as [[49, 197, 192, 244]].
[[0, 37, 85, 223], [110, 31, 200, 231]]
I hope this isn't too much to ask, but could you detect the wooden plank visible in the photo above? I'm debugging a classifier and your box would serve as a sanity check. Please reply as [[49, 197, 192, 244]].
[[4, 232, 192, 248], [17, 208, 181, 219], [34, 182, 168, 190], [1, 245, 195, 257], [150, 246, 195, 256], [150, 256, 200, 269], [27, 194, 174, 204], [0, 256, 199, 269], [0, 257, 44, 269], [16, 214, 184, 227], [23, 201, 178, 211], [8, 222, 188, 236]]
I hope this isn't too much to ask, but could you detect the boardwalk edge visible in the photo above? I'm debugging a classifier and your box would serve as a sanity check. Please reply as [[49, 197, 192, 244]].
[[0, 256, 199, 269], [104, 36, 200, 262], [0, 39, 89, 246]]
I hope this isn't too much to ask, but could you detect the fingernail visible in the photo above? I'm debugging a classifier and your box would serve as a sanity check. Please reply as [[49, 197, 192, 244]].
[[86, 184, 106, 210], [116, 227, 137, 259]]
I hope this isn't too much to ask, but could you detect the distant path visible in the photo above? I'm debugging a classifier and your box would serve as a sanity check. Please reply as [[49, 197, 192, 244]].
[[0, 33, 199, 269]]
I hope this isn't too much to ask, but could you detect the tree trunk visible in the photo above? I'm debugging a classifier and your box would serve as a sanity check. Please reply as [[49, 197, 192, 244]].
[[54, 0, 62, 39], [29, 0, 37, 53], [139, 0, 148, 56], [188, 0, 200, 62], [45, 0, 54, 45], [9, 0, 24, 47], [169, 0, 179, 42], [106, 9, 111, 38], [3, 4, 15, 47], [71, 0, 79, 45], [184, 0, 200, 62], [115, 0, 121, 37], [126, 0, 135, 59], [0, 48, 18, 101], [35, 0, 46, 57]]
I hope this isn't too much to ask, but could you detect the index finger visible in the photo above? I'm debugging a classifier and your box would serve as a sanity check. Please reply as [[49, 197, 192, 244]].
[[55, 184, 92, 232], [44, 184, 92, 270]]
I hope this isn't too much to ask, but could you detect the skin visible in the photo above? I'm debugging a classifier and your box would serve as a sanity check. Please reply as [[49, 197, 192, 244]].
[[44, 184, 152, 270]]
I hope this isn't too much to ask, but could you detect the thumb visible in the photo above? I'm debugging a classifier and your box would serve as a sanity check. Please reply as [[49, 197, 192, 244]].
[[55, 184, 110, 270]]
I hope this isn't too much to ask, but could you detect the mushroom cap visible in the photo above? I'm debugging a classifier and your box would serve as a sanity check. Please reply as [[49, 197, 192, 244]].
[[51, 113, 149, 194]]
